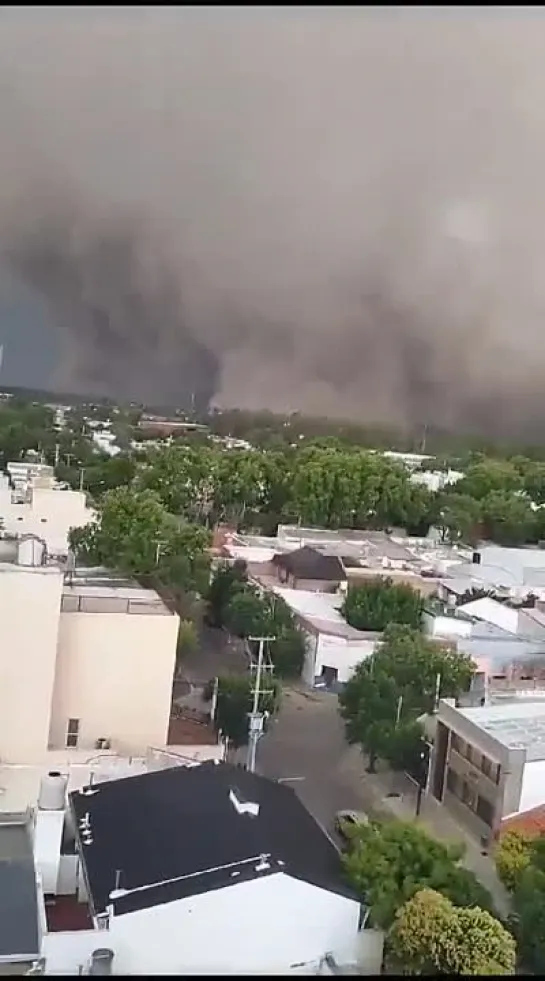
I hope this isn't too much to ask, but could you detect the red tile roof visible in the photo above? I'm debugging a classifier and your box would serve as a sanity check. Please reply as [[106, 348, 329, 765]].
[[501, 804, 545, 838], [45, 895, 93, 932]]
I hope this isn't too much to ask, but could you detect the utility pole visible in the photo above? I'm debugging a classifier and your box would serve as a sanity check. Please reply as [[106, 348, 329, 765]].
[[79, 468, 85, 492], [246, 636, 276, 773]]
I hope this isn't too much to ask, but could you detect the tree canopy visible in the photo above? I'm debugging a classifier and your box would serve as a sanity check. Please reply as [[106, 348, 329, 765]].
[[69, 486, 211, 596], [205, 563, 307, 679], [339, 625, 474, 771], [341, 578, 423, 632], [7, 394, 545, 547], [388, 887, 516, 975], [342, 818, 494, 929], [503, 832, 545, 973], [205, 673, 281, 748]]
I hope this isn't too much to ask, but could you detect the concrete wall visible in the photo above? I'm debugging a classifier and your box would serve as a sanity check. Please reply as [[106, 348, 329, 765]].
[[109, 872, 361, 975], [49, 610, 179, 753], [0, 565, 63, 762]]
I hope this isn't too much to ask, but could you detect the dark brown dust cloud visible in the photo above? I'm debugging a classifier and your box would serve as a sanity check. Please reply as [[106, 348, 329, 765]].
[[1, 7, 545, 434]]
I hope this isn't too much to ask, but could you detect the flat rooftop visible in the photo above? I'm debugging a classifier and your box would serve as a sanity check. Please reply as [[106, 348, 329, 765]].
[[62, 570, 173, 615], [457, 699, 545, 758]]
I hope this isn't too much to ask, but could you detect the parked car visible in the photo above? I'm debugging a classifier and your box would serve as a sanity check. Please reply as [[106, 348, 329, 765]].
[[334, 809, 369, 843]]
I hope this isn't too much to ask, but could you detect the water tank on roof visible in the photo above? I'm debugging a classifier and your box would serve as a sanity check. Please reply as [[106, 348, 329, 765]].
[[38, 771, 68, 811], [17, 535, 45, 567]]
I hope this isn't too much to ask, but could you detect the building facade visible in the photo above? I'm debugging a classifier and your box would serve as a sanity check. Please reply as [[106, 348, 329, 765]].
[[428, 698, 545, 841], [0, 561, 180, 765]]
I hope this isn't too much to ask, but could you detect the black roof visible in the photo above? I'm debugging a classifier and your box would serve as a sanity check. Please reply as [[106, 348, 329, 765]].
[[0, 820, 40, 961], [70, 762, 358, 917], [272, 546, 346, 581]]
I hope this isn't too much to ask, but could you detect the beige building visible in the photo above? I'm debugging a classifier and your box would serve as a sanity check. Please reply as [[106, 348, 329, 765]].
[[428, 697, 545, 841], [0, 557, 180, 765]]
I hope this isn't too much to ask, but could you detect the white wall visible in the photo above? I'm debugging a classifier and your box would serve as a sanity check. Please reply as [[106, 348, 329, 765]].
[[0, 565, 63, 762], [49, 610, 179, 753], [423, 611, 472, 640], [315, 634, 377, 684], [109, 872, 360, 975], [458, 597, 519, 635], [34, 809, 64, 894], [0, 487, 95, 555]]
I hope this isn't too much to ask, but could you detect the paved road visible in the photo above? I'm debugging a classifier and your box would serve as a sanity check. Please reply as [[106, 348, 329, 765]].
[[257, 685, 510, 915], [257, 686, 382, 837]]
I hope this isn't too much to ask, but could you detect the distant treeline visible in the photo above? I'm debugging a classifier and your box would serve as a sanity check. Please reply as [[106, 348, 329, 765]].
[[3, 384, 545, 460]]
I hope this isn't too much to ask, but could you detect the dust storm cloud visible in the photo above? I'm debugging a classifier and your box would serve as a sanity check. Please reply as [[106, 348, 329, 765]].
[[0, 7, 545, 433]]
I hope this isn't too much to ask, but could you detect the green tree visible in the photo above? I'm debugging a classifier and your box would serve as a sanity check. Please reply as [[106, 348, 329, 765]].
[[224, 586, 270, 638], [495, 828, 535, 893], [206, 674, 281, 748], [214, 450, 272, 526], [343, 819, 494, 929], [339, 625, 474, 771], [69, 486, 211, 594], [138, 444, 215, 520], [83, 455, 136, 499], [512, 834, 545, 973], [268, 627, 307, 680], [206, 560, 248, 627], [457, 458, 523, 501], [222, 584, 307, 679], [480, 490, 536, 546], [341, 578, 423, 632], [388, 887, 515, 975], [437, 492, 481, 544]]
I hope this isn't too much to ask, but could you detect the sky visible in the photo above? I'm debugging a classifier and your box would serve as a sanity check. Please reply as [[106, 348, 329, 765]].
[[1, 7, 545, 435]]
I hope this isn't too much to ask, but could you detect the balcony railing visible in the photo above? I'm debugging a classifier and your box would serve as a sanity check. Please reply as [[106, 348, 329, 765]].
[[60, 594, 171, 615]]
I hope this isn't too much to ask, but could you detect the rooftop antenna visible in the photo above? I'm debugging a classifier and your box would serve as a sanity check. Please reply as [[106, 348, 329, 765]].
[[246, 636, 276, 773]]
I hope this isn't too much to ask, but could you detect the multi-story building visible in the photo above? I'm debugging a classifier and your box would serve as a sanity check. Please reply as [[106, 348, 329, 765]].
[[0, 547, 181, 766], [428, 696, 545, 841]]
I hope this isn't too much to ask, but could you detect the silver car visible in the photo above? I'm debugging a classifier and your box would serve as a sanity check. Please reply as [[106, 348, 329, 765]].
[[334, 809, 370, 842]]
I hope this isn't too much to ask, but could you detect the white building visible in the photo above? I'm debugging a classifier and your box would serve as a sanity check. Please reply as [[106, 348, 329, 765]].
[[0, 481, 95, 556], [449, 545, 545, 596], [271, 587, 379, 688], [410, 468, 464, 493], [0, 556, 181, 766], [37, 762, 364, 975]]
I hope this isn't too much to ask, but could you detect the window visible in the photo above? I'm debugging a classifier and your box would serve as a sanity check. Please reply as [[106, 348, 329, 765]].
[[451, 733, 463, 754], [66, 718, 80, 749], [481, 754, 493, 779], [476, 794, 495, 828], [446, 768, 460, 796], [495, 763, 502, 786]]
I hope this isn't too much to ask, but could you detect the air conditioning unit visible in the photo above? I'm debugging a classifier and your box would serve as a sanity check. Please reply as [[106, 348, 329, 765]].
[[95, 737, 111, 750]]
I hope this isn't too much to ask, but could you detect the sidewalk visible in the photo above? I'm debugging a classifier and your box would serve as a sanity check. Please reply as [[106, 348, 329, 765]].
[[342, 755, 511, 918]]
